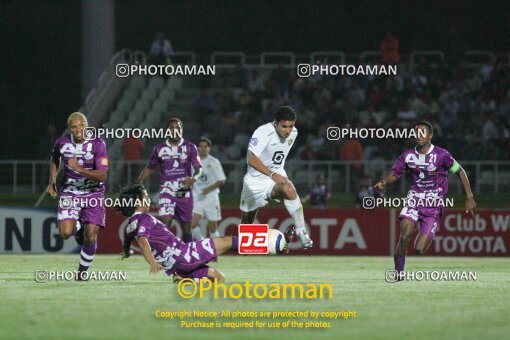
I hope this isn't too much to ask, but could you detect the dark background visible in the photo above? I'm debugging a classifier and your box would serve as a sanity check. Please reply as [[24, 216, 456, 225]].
[[1, 0, 509, 159]]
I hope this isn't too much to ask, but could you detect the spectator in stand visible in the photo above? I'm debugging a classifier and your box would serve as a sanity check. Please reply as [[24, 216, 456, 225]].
[[380, 32, 400, 64], [356, 176, 384, 209], [247, 69, 265, 93], [124, 136, 143, 161], [149, 32, 173, 65], [301, 173, 331, 209], [396, 102, 417, 128], [482, 115, 498, 142]]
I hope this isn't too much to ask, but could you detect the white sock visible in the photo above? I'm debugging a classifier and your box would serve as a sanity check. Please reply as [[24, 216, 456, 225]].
[[284, 197, 306, 233], [209, 230, 220, 237], [191, 227, 204, 241]]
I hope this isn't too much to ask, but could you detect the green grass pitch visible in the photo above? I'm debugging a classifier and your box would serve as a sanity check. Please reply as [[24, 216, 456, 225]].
[[1, 255, 509, 339]]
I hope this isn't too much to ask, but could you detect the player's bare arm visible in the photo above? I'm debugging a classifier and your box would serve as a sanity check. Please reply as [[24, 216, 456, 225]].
[[374, 173, 398, 190], [46, 156, 59, 198], [182, 165, 201, 187], [455, 166, 477, 216], [248, 152, 287, 185], [137, 236, 164, 274], [202, 180, 225, 195], [137, 167, 155, 183], [67, 156, 107, 182]]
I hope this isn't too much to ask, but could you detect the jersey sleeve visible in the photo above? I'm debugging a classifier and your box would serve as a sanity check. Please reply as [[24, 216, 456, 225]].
[[94, 139, 109, 171], [136, 215, 156, 238], [391, 152, 408, 179], [190, 143, 202, 169], [248, 125, 269, 158], [442, 150, 459, 173], [147, 145, 160, 169]]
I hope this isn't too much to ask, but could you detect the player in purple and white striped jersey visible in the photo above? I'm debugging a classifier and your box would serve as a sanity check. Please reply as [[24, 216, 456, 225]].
[[47, 112, 108, 279], [137, 118, 202, 243], [374, 121, 476, 280]]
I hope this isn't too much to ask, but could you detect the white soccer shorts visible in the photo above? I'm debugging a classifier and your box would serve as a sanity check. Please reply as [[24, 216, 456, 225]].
[[193, 193, 222, 221]]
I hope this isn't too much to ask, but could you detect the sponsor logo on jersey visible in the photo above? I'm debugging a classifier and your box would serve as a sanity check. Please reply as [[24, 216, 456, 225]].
[[250, 137, 258, 146]]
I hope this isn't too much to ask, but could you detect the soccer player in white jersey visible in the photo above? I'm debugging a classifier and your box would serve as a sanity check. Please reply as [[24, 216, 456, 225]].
[[240, 106, 313, 249], [191, 137, 227, 240]]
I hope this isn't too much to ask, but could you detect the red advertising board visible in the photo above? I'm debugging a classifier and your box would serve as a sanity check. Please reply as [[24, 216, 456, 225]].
[[2, 206, 506, 256], [97, 208, 509, 256], [98, 208, 393, 255]]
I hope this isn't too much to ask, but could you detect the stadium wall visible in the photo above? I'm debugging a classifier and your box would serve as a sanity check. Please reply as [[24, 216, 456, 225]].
[[0, 207, 508, 256]]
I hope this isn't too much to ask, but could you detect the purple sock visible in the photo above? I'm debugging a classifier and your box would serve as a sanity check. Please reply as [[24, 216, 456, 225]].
[[78, 242, 97, 274], [394, 255, 406, 273], [230, 236, 238, 251]]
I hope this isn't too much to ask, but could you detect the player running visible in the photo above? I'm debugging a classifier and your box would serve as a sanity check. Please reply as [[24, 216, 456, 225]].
[[119, 183, 237, 282], [240, 106, 313, 249], [47, 112, 108, 279], [137, 118, 201, 242], [374, 121, 476, 279], [190, 137, 226, 241]]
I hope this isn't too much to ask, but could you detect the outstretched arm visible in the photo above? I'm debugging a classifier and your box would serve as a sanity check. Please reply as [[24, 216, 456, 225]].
[[137, 236, 164, 274], [456, 166, 476, 216]]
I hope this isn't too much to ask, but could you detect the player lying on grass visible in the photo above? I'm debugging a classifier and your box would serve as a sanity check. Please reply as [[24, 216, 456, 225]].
[[119, 183, 238, 282], [374, 121, 476, 280]]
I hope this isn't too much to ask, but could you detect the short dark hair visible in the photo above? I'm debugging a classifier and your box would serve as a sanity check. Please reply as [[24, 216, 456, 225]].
[[274, 106, 297, 123], [116, 183, 146, 217], [415, 121, 434, 134], [199, 137, 212, 147]]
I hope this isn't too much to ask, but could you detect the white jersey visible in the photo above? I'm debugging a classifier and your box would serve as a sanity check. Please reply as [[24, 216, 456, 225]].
[[246, 122, 298, 178], [192, 155, 226, 196]]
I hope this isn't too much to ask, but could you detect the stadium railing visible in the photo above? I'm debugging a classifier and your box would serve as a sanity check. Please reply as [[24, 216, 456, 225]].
[[0, 160, 508, 199]]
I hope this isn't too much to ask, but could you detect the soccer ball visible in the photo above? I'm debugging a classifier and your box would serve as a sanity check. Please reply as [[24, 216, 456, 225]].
[[268, 229, 286, 255]]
